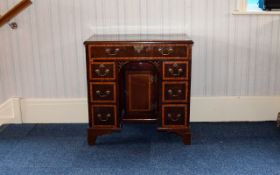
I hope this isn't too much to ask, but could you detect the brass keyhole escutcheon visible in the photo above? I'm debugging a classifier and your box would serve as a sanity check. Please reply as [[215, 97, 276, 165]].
[[134, 45, 144, 53]]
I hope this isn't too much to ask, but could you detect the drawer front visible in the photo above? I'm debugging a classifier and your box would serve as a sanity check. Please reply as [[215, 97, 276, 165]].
[[92, 105, 117, 127], [162, 82, 188, 103], [89, 45, 188, 58], [162, 105, 187, 127], [163, 61, 188, 80], [90, 46, 130, 58], [152, 46, 187, 57], [89, 62, 115, 80], [90, 82, 116, 103]]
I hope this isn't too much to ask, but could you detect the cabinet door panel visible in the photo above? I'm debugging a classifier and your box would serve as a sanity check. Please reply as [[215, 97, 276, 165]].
[[126, 72, 153, 112], [122, 62, 158, 120]]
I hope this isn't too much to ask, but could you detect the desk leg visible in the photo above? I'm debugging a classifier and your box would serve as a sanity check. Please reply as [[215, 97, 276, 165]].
[[87, 130, 97, 145], [277, 112, 280, 127], [158, 128, 191, 145], [182, 132, 191, 145], [87, 128, 121, 145]]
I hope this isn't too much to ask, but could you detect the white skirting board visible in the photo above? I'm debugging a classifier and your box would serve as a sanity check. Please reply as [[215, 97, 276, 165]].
[[0, 98, 22, 125], [20, 98, 88, 123], [0, 97, 280, 124]]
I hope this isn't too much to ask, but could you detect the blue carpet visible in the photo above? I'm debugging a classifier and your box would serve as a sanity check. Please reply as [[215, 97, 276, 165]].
[[0, 122, 280, 175]]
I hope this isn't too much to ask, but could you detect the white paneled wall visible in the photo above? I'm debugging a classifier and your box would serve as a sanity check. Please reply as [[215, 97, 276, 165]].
[[0, 0, 280, 103]]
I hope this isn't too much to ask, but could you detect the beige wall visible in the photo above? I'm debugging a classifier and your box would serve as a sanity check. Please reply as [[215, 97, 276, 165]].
[[0, 0, 280, 103]]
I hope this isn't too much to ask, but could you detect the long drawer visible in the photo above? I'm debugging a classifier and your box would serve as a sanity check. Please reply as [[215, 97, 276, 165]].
[[88, 44, 190, 59]]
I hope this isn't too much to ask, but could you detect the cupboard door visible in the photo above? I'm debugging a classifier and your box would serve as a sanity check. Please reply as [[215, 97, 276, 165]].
[[123, 62, 158, 120]]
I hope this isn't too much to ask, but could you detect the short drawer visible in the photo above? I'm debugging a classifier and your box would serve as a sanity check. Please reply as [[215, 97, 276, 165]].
[[89, 62, 115, 80], [90, 82, 116, 103], [162, 105, 188, 127], [163, 61, 188, 80], [91, 105, 117, 127], [162, 82, 188, 103]]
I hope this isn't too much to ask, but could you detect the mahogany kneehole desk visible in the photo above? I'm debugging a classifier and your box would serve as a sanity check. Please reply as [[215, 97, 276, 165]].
[[84, 34, 193, 145]]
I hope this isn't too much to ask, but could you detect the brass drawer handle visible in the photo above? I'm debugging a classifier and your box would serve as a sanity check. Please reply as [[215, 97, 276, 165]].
[[167, 113, 182, 122], [167, 89, 182, 97], [95, 64, 110, 77], [105, 48, 120, 56], [168, 63, 183, 76], [95, 90, 111, 98], [97, 113, 112, 122], [158, 47, 174, 56]]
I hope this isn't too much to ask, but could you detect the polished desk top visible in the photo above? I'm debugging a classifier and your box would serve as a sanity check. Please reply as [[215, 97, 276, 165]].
[[84, 34, 193, 44]]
